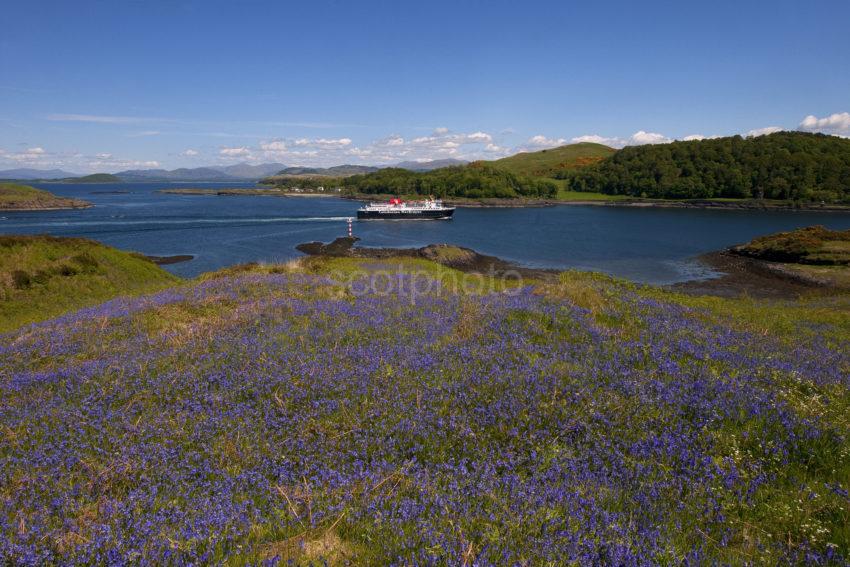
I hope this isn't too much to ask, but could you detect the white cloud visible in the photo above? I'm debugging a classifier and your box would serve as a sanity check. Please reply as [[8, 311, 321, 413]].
[[526, 135, 567, 148], [571, 131, 671, 148], [433, 127, 449, 135], [466, 131, 492, 143], [0, 144, 164, 173], [259, 140, 286, 152], [630, 130, 672, 145], [182, 149, 199, 156], [220, 146, 251, 157], [571, 134, 616, 145], [293, 137, 352, 148], [746, 126, 783, 137], [315, 137, 352, 147], [683, 134, 723, 142], [484, 143, 508, 154], [5, 147, 49, 161], [798, 112, 850, 136], [88, 158, 160, 169]]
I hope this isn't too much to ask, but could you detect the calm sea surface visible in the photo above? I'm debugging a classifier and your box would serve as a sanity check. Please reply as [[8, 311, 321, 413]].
[[5, 182, 850, 284]]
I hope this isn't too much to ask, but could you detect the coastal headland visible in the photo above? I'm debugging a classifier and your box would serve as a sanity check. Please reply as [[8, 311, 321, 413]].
[[0, 182, 92, 211]]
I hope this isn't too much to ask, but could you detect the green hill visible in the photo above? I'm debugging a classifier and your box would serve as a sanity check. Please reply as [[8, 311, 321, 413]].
[[69, 173, 123, 183], [567, 132, 850, 202], [0, 235, 179, 331], [484, 142, 616, 178], [0, 182, 91, 210]]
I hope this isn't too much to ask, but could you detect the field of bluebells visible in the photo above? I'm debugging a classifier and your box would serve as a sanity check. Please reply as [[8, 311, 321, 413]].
[[1, 260, 848, 565]]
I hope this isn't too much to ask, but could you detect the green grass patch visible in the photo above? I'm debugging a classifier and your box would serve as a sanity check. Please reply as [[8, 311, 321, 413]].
[[0, 235, 180, 332], [0, 183, 58, 205], [555, 188, 629, 201]]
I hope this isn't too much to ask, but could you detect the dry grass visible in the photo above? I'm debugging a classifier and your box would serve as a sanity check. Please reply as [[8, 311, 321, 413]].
[[259, 528, 355, 564]]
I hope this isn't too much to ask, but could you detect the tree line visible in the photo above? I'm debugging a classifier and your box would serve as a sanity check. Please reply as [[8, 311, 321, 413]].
[[340, 164, 558, 199], [564, 132, 850, 202]]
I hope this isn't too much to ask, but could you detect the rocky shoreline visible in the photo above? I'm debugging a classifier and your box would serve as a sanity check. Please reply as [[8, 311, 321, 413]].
[[0, 199, 92, 211], [297, 237, 848, 299], [144, 254, 194, 266], [669, 251, 841, 299], [296, 237, 561, 281]]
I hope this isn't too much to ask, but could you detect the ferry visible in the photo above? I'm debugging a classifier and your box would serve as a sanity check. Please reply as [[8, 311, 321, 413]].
[[357, 198, 455, 220]]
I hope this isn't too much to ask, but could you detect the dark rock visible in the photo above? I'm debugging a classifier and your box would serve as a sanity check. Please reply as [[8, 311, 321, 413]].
[[296, 237, 360, 257]]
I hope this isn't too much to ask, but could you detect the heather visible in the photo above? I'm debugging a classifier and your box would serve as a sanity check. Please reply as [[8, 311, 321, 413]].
[[1, 259, 848, 564]]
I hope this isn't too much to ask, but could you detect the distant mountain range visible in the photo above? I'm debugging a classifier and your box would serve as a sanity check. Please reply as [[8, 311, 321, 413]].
[[116, 163, 287, 182], [274, 165, 380, 176], [268, 160, 467, 178], [394, 158, 467, 171], [0, 168, 80, 180], [0, 152, 581, 184]]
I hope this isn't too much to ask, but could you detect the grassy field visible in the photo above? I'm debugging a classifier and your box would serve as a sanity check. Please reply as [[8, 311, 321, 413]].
[[486, 142, 615, 178], [0, 240, 848, 564], [555, 186, 629, 202], [0, 235, 180, 331], [0, 182, 90, 210]]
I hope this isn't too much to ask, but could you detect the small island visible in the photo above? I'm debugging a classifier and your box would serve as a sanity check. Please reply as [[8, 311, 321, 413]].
[[66, 173, 123, 183], [0, 182, 92, 211]]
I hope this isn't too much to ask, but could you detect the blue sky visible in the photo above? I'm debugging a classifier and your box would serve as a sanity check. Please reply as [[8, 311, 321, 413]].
[[1, 0, 848, 172]]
